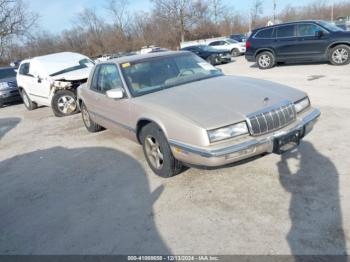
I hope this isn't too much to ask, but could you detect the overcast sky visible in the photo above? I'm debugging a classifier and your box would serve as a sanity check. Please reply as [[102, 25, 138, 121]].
[[29, 0, 334, 33]]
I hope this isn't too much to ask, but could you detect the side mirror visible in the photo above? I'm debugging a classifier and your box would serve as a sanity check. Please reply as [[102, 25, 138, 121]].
[[106, 88, 124, 99], [315, 30, 323, 38]]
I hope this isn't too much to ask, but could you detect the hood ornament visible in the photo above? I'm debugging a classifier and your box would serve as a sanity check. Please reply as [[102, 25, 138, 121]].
[[263, 97, 269, 105]]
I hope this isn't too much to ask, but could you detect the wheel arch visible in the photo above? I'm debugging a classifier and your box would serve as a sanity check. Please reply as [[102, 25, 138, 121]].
[[327, 42, 350, 53], [254, 48, 276, 59], [136, 118, 168, 145]]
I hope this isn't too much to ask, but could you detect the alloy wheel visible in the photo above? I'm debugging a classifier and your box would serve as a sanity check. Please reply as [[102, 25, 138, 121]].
[[144, 135, 164, 170], [82, 106, 91, 128], [258, 54, 271, 68], [57, 95, 77, 114], [332, 48, 349, 64]]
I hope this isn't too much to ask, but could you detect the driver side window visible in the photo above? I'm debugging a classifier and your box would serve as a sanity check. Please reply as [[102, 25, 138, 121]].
[[92, 64, 123, 93]]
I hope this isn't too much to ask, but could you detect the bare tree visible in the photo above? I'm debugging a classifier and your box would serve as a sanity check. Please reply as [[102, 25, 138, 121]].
[[151, 0, 206, 45], [0, 0, 37, 60], [250, 0, 263, 29], [106, 0, 130, 34]]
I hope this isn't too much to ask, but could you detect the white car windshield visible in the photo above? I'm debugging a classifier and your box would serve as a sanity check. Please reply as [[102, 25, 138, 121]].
[[121, 53, 223, 97]]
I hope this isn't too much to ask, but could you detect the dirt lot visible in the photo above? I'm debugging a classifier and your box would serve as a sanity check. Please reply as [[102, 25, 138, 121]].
[[0, 57, 349, 255]]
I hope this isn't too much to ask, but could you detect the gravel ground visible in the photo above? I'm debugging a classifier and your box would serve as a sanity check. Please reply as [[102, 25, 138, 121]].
[[0, 57, 349, 255]]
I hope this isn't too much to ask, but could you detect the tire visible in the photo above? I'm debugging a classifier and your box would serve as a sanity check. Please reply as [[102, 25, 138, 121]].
[[141, 123, 183, 178], [21, 89, 37, 111], [81, 102, 103, 133], [256, 51, 275, 69], [0, 100, 3, 108], [231, 48, 240, 57], [206, 55, 216, 65], [329, 45, 350, 66], [51, 90, 79, 117]]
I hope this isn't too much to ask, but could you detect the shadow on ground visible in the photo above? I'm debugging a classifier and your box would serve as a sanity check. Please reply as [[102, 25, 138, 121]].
[[0, 118, 21, 140], [278, 141, 347, 259], [0, 147, 169, 255]]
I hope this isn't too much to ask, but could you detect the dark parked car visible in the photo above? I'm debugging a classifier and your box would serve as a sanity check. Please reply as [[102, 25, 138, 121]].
[[0, 67, 22, 108], [229, 34, 247, 42], [181, 45, 231, 65], [245, 20, 350, 69]]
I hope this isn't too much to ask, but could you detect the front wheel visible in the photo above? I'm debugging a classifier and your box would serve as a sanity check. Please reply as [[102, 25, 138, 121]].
[[231, 48, 240, 57], [51, 90, 79, 117], [81, 102, 103, 132], [329, 45, 350, 65], [206, 55, 216, 65], [141, 123, 183, 178], [256, 51, 275, 69]]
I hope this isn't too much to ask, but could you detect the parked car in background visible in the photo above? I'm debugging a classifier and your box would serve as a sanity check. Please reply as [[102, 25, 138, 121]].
[[140, 46, 168, 54], [208, 38, 246, 57], [17, 52, 94, 117], [245, 20, 350, 69], [78, 51, 320, 177], [181, 45, 231, 65], [229, 34, 247, 42], [0, 67, 22, 108]]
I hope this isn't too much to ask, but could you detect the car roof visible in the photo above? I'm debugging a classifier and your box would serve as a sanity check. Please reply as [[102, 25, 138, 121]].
[[104, 51, 189, 64], [253, 20, 322, 31]]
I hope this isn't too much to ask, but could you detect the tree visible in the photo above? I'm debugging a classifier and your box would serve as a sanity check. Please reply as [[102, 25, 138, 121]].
[[151, 0, 207, 45], [250, 0, 263, 29], [0, 0, 37, 60], [106, 0, 130, 34]]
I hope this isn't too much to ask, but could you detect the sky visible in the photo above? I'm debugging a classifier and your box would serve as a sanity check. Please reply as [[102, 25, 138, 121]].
[[28, 0, 334, 33]]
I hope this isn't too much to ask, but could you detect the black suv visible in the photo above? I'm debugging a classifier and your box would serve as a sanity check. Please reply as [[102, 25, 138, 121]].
[[245, 20, 350, 69], [181, 45, 231, 65]]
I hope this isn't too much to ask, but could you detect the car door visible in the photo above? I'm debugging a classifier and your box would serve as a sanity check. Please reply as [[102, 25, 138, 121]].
[[274, 24, 299, 59], [18, 62, 36, 94], [296, 23, 330, 59], [85, 64, 133, 135]]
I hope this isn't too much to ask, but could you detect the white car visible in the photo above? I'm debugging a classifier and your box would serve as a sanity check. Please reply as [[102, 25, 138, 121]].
[[17, 52, 94, 117], [208, 38, 246, 57]]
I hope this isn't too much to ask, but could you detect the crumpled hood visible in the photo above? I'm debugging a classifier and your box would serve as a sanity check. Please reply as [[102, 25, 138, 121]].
[[135, 75, 306, 129], [51, 67, 92, 81]]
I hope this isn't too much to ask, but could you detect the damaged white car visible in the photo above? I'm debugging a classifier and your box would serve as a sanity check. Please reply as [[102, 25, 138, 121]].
[[16, 52, 94, 117]]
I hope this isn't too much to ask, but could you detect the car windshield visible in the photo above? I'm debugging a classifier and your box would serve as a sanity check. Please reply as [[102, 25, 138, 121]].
[[319, 21, 344, 32], [50, 58, 95, 77], [121, 53, 223, 97], [0, 68, 16, 79], [226, 39, 238, 43]]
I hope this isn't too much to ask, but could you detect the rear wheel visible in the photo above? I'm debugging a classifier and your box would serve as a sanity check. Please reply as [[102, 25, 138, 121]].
[[21, 89, 37, 111], [329, 45, 350, 65], [231, 48, 240, 57], [141, 123, 183, 178], [81, 102, 103, 132], [256, 51, 275, 69], [51, 90, 79, 117]]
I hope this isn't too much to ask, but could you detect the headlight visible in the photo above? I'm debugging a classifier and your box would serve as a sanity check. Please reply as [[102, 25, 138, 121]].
[[0, 82, 8, 91], [294, 97, 310, 113], [208, 122, 249, 143]]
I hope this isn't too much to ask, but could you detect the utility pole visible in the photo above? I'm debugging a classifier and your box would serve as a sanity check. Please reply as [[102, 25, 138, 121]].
[[273, 0, 276, 24], [331, 2, 334, 22]]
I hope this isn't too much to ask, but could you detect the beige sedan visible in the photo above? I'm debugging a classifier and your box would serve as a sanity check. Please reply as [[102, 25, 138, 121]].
[[77, 51, 320, 177]]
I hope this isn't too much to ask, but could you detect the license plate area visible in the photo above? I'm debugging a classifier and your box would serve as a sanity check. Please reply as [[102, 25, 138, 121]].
[[273, 130, 301, 154]]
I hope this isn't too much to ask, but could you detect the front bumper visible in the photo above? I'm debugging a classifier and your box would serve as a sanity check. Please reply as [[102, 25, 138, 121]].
[[170, 108, 320, 167], [0, 90, 22, 105]]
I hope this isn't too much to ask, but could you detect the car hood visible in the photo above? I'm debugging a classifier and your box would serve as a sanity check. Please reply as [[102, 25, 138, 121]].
[[51, 67, 92, 81], [134, 75, 306, 129]]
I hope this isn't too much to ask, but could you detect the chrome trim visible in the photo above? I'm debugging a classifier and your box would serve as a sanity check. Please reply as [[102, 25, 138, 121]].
[[169, 109, 320, 159]]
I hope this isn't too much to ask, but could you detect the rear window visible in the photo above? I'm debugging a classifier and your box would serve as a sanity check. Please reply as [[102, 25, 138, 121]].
[[276, 25, 296, 38], [0, 68, 16, 79], [255, 28, 274, 38]]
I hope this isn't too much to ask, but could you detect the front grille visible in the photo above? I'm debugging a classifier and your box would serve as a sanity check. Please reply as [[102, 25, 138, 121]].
[[248, 103, 296, 136]]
